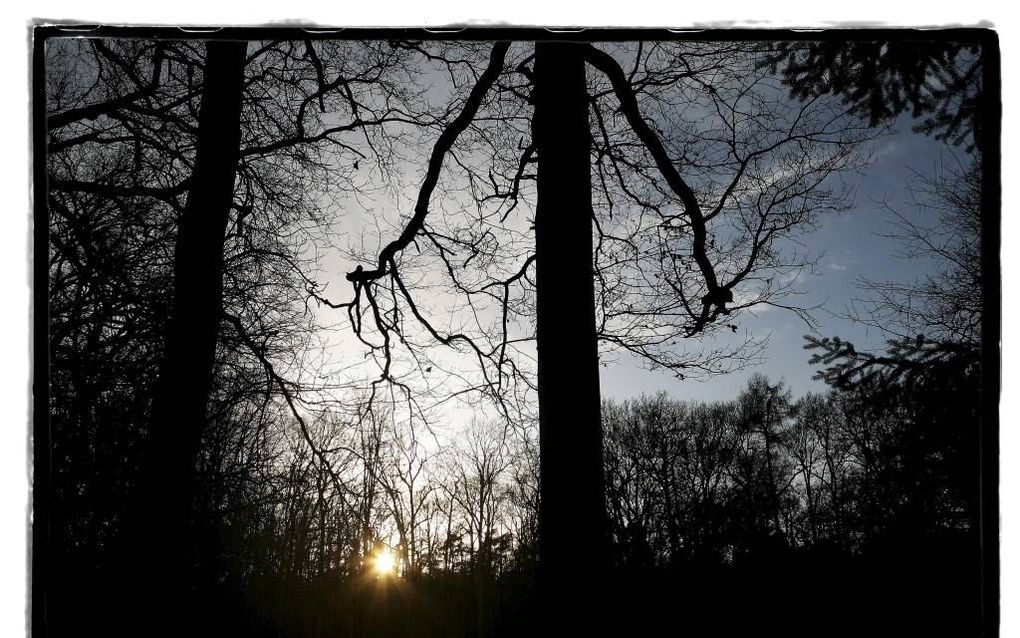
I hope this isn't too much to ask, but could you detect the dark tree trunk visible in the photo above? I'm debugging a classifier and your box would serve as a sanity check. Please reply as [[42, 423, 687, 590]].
[[120, 40, 247, 636], [533, 41, 609, 632]]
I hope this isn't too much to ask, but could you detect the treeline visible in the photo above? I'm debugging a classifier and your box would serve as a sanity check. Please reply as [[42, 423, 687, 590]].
[[599, 339, 983, 636], [604, 372, 979, 568], [47, 354, 981, 637]]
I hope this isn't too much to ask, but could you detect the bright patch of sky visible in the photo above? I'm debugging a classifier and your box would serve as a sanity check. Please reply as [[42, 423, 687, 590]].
[[292, 43, 973, 421]]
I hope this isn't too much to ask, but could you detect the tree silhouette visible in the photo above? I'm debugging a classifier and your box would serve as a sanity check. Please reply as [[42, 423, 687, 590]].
[[319, 38, 877, 632], [125, 42, 247, 631], [44, 36, 437, 636], [530, 42, 609, 627]]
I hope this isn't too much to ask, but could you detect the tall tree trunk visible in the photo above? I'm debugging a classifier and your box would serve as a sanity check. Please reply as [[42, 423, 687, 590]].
[[121, 40, 247, 637], [533, 40, 609, 632]]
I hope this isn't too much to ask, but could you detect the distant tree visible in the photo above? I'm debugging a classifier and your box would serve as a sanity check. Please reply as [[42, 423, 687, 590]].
[[445, 420, 513, 638], [46, 40, 187, 602], [786, 394, 826, 545], [504, 426, 540, 570], [378, 420, 436, 578], [789, 392, 855, 545], [675, 401, 739, 561], [730, 374, 795, 548], [603, 397, 664, 568]]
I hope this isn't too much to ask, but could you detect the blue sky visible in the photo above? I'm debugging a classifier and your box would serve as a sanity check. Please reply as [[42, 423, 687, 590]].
[[313, 111, 962, 412], [303, 57, 969, 413], [301, 46, 968, 413], [600, 123, 966, 403]]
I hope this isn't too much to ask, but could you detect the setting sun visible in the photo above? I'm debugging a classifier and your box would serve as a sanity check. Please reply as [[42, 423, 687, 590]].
[[372, 548, 397, 577]]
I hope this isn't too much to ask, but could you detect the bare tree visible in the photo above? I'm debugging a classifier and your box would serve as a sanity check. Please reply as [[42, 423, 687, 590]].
[[786, 394, 826, 545], [315, 39, 876, 631], [853, 159, 982, 347], [378, 419, 436, 578], [444, 419, 512, 638], [45, 36, 437, 636]]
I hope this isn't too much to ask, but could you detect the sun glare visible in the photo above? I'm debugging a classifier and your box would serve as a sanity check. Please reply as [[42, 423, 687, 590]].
[[372, 548, 397, 577]]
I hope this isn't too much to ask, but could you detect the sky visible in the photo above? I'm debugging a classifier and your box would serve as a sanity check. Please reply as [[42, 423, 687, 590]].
[[298, 50, 963, 411], [601, 125, 962, 403]]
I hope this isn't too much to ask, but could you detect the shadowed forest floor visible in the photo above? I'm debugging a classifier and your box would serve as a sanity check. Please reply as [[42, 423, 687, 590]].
[[46, 531, 981, 637]]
